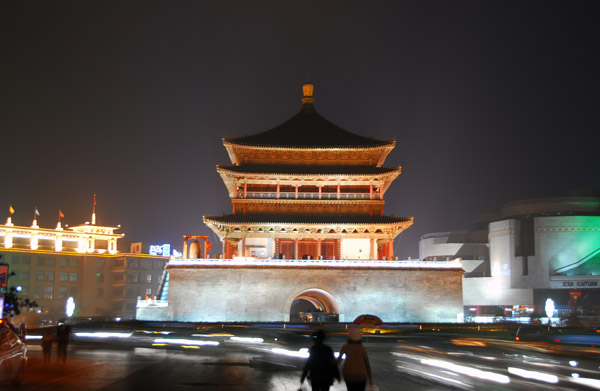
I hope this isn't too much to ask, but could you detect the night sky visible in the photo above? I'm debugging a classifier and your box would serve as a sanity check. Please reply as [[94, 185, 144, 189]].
[[2, 1, 598, 258]]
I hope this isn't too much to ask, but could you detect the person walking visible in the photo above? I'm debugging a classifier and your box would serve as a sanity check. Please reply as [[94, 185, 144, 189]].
[[337, 327, 373, 391], [41, 329, 54, 364], [56, 323, 71, 363], [300, 330, 340, 391]]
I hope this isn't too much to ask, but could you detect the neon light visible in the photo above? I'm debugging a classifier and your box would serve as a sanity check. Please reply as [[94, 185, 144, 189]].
[[153, 338, 219, 346], [150, 244, 171, 257], [74, 332, 133, 338]]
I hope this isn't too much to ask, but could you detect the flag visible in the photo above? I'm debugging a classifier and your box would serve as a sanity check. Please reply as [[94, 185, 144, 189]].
[[93, 194, 97, 206], [9, 205, 14, 215], [35, 207, 40, 216], [59, 209, 65, 219]]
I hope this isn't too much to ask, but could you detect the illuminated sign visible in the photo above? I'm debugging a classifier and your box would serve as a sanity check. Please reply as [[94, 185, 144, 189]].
[[0, 264, 8, 289], [66, 297, 75, 318], [150, 244, 171, 257], [0, 297, 4, 318]]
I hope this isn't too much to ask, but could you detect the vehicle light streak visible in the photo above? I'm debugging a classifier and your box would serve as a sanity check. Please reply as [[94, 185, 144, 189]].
[[229, 337, 264, 343], [507, 367, 559, 383], [74, 332, 133, 338], [270, 347, 310, 358], [570, 376, 600, 390], [153, 338, 219, 346], [420, 358, 510, 384]]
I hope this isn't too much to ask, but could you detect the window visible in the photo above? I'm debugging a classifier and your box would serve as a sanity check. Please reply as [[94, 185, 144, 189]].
[[34, 286, 42, 299], [71, 259, 79, 267], [96, 288, 104, 297], [147, 260, 153, 269], [126, 288, 137, 296], [45, 286, 53, 299], [114, 259, 124, 267], [113, 287, 124, 296], [96, 273, 104, 282], [47, 257, 55, 266], [97, 259, 105, 269], [69, 286, 78, 297], [113, 273, 124, 281], [127, 259, 138, 268], [69, 272, 78, 282], [60, 258, 68, 267], [36, 271, 44, 281], [59, 286, 67, 299], [22, 256, 31, 265], [20, 271, 29, 281], [113, 302, 123, 311], [37, 257, 45, 266], [127, 274, 138, 283], [60, 272, 68, 281], [45, 272, 54, 281], [20, 285, 28, 295], [146, 274, 152, 283], [11, 255, 20, 264]]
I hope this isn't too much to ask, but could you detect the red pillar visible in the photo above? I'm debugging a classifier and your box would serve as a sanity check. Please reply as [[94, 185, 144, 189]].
[[295, 185, 299, 199], [318, 186, 322, 200], [337, 185, 341, 200], [242, 237, 246, 257], [276, 184, 280, 199], [244, 183, 247, 198], [294, 238, 299, 259], [317, 238, 322, 259], [369, 184, 373, 200], [370, 238, 374, 260], [388, 239, 393, 260]]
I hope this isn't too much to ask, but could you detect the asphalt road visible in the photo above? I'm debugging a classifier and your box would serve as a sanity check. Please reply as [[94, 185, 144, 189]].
[[11, 330, 600, 391]]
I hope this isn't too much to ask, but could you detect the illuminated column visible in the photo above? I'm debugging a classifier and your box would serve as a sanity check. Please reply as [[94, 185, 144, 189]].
[[30, 234, 39, 250], [318, 185, 322, 200], [88, 237, 95, 252], [294, 238, 299, 259], [55, 234, 63, 252], [295, 185, 299, 199], [369, 184, 373, 200], [370, 238, 374, 260], [243, 183, 247, 198], [78, 238, 86, 252], [183, 238, 189, 259], [109, 238, 117, 254], [4, 231, 13, 248], [337, 185, 341, 200], [317, 238, 322, 259], [223, 238, 228, 259], [276, 184, 280, 199], [387, 239, 393, 260]]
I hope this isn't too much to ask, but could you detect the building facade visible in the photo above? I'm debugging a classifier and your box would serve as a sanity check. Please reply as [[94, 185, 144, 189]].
[[138, 84, 464, 323], [1, 215, 169, 324], [419, 194, 600, 322]]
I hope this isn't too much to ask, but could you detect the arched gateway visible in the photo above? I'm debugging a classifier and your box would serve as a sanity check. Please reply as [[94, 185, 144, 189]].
[[288, 288, 340, 322], [136, 84, 464, 323]]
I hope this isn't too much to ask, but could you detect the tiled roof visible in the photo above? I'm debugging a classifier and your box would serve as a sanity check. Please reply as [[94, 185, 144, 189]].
[[224, 108, 393, 148], [203, 213, 412, 225], [217, 164, 400, 175]]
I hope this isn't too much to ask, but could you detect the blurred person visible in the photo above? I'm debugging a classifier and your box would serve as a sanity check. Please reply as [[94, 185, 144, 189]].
[[41, 329, 53, 364], [56, 323, 71, 363], [300, 330, 340, 391], [337, 327, 373, 391]]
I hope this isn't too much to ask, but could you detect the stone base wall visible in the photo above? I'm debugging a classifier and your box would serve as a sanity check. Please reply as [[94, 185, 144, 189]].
[[149, 266, 463, 323]]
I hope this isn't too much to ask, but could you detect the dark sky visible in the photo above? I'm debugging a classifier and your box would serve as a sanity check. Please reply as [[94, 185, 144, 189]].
[[2, 1, 598, 258]]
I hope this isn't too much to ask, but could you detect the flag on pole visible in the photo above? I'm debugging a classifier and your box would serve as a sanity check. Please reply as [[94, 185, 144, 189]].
[[59, 209, 65, 219], [35, 207, 40, 216], [9, 205, 15, 215]]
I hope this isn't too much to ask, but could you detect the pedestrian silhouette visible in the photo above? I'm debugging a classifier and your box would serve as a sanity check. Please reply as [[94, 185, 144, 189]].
[[41, 329, 53, 364], [337, 327, 373, 391], [56, 323, 71, 363], [300, 330, 340, 391]]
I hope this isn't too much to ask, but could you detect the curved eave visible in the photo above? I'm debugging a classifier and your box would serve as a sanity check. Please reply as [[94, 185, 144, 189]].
[[216, 165, 402, 177], [223, 139, 395, 151], [203, 215, 413, 227]]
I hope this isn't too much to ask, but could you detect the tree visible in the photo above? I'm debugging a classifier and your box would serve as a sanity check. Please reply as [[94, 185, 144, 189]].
[[1, 257, 38, 317]]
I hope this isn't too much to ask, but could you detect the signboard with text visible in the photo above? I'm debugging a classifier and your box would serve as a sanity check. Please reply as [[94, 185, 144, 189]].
[[149, 244, 171, 257]]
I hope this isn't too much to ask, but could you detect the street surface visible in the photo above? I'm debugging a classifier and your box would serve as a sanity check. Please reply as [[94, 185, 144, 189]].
[[10, 327, 600, 391]]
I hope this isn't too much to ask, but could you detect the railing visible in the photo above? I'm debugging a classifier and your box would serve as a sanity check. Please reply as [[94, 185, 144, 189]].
[[244, 192, 371, 200], [169, 258, 463, 269]]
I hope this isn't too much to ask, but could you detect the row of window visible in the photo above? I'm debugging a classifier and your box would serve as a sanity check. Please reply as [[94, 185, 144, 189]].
[[4, 255, 165, 270], [112, 273, 155, 283], [112, 259, 164, 269], [29, 285, 78, 300], [16, 271, 79, 282]]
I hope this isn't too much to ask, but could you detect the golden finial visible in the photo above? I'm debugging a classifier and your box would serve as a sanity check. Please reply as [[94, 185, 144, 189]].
[[302, 83, 314, 105]]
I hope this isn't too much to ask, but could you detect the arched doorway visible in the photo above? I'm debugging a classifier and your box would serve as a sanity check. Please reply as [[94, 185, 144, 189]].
[[289, 289, 339, 323]]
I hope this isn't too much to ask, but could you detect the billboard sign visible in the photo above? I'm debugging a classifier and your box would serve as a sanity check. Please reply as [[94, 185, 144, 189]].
[[149, 244, 171, 257], [0, 264, 8, 289]]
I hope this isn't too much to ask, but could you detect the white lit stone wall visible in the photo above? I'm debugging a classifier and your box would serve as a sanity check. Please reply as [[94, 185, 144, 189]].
[[152, 265, 463, 323]]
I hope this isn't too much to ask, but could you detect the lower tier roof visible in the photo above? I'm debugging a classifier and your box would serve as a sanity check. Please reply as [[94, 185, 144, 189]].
[[204, 213, 412, 226]]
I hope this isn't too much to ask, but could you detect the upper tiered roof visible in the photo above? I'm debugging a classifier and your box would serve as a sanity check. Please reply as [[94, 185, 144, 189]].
[[223, 84, 395, 166]]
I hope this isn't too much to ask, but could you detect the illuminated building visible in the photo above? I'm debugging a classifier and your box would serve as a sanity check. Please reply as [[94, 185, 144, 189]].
[[204, 83, 413, 260], [138, 84, 464, 323], [419, 192, 600, 323], [0, 211, 169, 323]]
